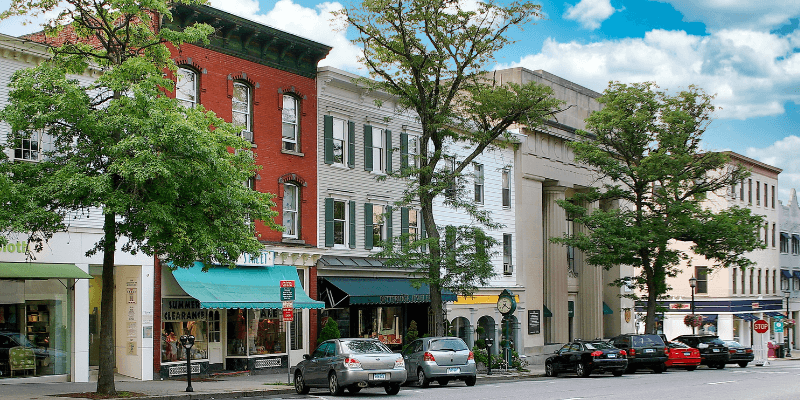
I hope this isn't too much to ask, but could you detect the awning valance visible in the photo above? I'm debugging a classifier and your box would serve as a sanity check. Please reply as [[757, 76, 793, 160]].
[[782, 269, 793, 279], [171, 262, 324, 309], [701, 314, 718, 322], [781, 232, 790, 239], [0, 262, 92, 279], [603, 302, 614, 315], [322, 277, 456, 306], [765, 311, 786, 318], [735, 313, 758, 321]]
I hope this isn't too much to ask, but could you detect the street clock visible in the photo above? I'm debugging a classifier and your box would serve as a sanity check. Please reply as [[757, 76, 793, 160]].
[[496, 289, 517, 315]]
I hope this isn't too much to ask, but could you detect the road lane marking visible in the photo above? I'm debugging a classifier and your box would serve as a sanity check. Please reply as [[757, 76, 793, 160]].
[[707, 380, 736, 385]]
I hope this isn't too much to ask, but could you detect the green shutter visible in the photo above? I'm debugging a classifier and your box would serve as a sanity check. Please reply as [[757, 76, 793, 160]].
[[324, 198, 334, 247], [385, 130, 392, 173], [400, 132, 408, 169], [324, 115, 333, 165], [348, 121, 355, 168], [401, 207, 409, 246], [364, 125, 373, 171], [349, 200, 356, 249], [386, 205, 393, 239], [364, 203, 373, 249]]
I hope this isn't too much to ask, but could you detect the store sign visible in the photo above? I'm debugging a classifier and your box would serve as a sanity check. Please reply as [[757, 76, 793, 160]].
[[669, 303, 690, 309], [376, 294, 430, 304], [162, 298, 207, 321], [237, 251, 275, 266]]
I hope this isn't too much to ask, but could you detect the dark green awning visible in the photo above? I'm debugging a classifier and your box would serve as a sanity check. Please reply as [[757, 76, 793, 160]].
[[603, 302, 614, 315], [323, 277, 457, 305], [0, 262, 92, 279], [543, 304, 553, 318]]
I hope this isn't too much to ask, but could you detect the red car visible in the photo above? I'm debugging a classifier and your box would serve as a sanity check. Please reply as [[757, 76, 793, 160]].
[[665, 341, 700, 371]]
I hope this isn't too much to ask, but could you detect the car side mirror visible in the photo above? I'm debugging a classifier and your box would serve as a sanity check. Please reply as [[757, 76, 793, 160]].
[[303, 354, 311, 360]]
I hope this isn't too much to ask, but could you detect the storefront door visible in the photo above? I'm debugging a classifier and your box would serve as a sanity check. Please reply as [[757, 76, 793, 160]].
[[207, 310, 223, 366], [88, 274, 102, 367]]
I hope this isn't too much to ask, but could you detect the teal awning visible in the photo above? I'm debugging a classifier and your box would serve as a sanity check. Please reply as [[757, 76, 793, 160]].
[[322, 277, 457, 305], [0, 262, 92, 279], [171, 262, 324, 309], [543, 305, 553, 318], [603, 302, 614, 315]]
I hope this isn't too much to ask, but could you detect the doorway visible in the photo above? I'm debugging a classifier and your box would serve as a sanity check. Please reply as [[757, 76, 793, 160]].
[[88, 274, 102, 366]]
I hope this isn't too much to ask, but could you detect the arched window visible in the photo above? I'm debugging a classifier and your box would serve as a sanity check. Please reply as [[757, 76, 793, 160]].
[[282, 94, 300, 152], [232, 82, 252, 132], [283, 182, 300, 239], [176, 67, 198, 108]]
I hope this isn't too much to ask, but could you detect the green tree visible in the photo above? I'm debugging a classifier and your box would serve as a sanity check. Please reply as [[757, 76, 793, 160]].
[[336, 0, 563, 336], [0, 0, 279, 394], [552, 81, 766, 334]]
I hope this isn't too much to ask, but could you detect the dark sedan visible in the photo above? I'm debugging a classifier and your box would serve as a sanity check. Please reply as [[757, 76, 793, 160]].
[[723, 341, 754, 368], [545, 340, 627, 378], [672, 335, 729, 369]]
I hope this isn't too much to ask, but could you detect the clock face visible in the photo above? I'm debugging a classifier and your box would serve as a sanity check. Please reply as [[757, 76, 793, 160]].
[[497, 297, 513, 314]]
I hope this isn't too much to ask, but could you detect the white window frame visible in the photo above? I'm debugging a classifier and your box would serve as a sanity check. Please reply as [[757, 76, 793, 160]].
[[333, 199, 348, 248], [503, 233, 513, 274], [373, 204, 386, 247], [232, 82, 252, 132], [372, 127, 385, 173], [13, 130, 47, 161], [282, 94, 299, 151], [283, 183, 299, 239], [332, 117, 347, 166], [176, 67, 198, 108], [474, 162, 484, 204], [502, 169, 511, 208]]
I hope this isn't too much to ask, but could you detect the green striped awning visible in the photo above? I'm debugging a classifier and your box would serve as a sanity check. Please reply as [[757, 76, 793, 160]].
[[0, 262, 92, 279]]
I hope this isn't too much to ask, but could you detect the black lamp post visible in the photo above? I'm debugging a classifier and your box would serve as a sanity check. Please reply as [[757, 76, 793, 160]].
[[784, 290, 792, 358], [179, 335, 195, 392], [485, 337, 494, 376], [689, 276, 697, 334]]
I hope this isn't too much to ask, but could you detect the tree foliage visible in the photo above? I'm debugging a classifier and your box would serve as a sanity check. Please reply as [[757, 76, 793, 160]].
[[0, 0, 278, 394], [337, 0, 564, 336], [552, 81, 765, 334]]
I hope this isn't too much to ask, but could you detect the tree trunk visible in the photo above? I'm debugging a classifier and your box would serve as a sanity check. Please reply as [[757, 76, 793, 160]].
[[645, 279, 658, 334], [96, 212, 117, 395], [421, 193, 445, 336]]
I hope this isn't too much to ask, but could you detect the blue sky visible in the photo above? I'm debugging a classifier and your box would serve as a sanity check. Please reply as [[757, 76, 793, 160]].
[[2, 0, 800, 202]]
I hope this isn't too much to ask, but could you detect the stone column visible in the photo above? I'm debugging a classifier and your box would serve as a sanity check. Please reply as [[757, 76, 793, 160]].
[[579, 200, 603, 341], [543, 185, 569, 344], [519, 170, 545, 353]]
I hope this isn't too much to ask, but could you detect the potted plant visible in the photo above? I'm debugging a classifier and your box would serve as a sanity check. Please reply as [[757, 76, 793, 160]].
[[683, 314, 704, 328]]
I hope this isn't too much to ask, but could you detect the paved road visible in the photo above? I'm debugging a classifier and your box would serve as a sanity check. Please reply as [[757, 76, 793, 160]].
[[256, 361, 800, 400]]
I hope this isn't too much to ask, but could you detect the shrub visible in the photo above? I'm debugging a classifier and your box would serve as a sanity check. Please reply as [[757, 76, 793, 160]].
[[318, 318, 341, 343]]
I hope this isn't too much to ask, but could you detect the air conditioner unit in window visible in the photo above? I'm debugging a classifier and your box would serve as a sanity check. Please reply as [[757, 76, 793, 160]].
[[503, 263, 513, 275], [240, 130, 254, 143]]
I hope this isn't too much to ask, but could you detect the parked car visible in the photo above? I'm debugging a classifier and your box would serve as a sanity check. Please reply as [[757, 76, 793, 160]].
[[664, 340, 701, 371], [608, 334, 668, 373], [293, 338, 406, 395], [672, 334, 729, 369], [723, 340, 754, 368], [401, 336, 477, 387], [544, 340, 628, 378]]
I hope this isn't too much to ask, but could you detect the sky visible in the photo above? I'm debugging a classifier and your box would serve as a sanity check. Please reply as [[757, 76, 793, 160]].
[[1, 0, 800, 203]]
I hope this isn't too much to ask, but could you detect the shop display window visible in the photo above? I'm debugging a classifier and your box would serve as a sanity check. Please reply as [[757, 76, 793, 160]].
[[357, 306, 403, 345], [226, 309, 286, 357], [161, 320, 208, 361]]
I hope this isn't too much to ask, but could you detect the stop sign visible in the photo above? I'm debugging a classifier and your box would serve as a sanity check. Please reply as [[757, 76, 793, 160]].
[[754, 319, 769, 333]]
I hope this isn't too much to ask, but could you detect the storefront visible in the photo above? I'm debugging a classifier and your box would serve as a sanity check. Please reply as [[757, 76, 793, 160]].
[[159, 256, 323, 378]]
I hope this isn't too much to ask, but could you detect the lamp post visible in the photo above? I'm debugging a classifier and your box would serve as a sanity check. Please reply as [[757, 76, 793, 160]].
[[784, 290, 792, 358], [689, 276, 697, 334], [485, 337, 494, 376], [179, 335, 195, 392]]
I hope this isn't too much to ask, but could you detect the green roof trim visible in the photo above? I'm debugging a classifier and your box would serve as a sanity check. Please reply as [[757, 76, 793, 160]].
[[0, 262, 92, 279], [164, 4, 331, 78]]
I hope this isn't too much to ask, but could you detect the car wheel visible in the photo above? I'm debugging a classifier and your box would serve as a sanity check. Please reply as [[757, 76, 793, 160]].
[[385, 383, 401, 395], [738, 362, 749, 368], [294, 372, 310, 395], [686, 366, 697, 371], [612, 370, 624, 377], [576, 362, 591, 378], [417, 369, 430, 387], [348, 385, 362, 394], [715, 363, 725, 370], [438, 379, 449, 386], [465, 375, 477, 386], [329, 372, 344, 396], [545, 362, 558, 377]]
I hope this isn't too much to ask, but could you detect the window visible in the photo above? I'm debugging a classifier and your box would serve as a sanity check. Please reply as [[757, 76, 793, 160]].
[[176, 67, 198, 108], [331, 117, 347, 165], [773, 270, 777, 294], [742, 268, 746, 294], [208, 310, 221, 343], [283, 183, 299, 239], [748, 179, 752, 204], [757, 269, 762, 294], [795, 274, 800, 291], [749, 269, 754, 295], [732, 268, 737, 295], [290, 270, 304, 351], [372, 127, 385, 172], [282, 95, 299, 151], [567, 212, 576, 277], [408, 209, 419, 241], [781, 233, 790, 253], [773, 223, 776, 248], [503, 234, 513, 275], [13, 131, 49, 161], [232, 82, 252, 132], [740, 179, 744, 201], [408, 135, 419, 168], [474, 163, 484, 204], [731, 182, 736, 198], [765, 223, 769, 245], [793, 235, 800, 255], [772, 185, 776, 208], [782, 272, 790, 291], [764, 183, 768, 207], [444, 157, 457, 198], [696, 266, 708, 294], [502, 169, 511, 207], [756, 181, 760, 205], [372, 204, 386, 246], [333, 200, 347, 246]]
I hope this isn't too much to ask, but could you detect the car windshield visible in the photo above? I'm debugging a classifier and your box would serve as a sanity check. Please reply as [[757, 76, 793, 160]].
[[341, 340, 392, 354], [668, 341, 690, 349], [584, 341, 615, 350], [632, 335, 665, 347], [697, 336, 725, 346], [724, 341, 743, 348], [429, 339, 468, 351]]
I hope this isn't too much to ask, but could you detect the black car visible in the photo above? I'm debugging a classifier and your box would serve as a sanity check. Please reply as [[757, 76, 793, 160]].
[[545, 340, 628, 378], [672, 335, 729, 369], [723, 340, 754, 368], [608, 334, 668, 373]]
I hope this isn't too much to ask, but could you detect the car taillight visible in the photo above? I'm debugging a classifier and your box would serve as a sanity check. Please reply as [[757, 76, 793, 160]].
[[746, 349, 753, 354], [423, 352, 436, 362], [620, 350, 627, 357], [729, 349, 736, 355], [629, 348, 636, 357], [468, 351, 475, 361], [591, 351, 603, 357], [664, 347, 669, 355], [394, 358, 405, 369], [344, 357, 362, 369]]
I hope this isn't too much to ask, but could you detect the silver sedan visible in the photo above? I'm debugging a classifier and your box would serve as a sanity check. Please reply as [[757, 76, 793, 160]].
[[402, 337, 477, 387], [293, 338, 406, 395]]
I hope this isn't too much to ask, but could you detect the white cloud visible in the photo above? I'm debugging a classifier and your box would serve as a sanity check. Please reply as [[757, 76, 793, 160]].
[[655, 0, 800, 32], [563, 0, 616, 30], [495, 28, 800, 120], [746, 136, 800, 204]]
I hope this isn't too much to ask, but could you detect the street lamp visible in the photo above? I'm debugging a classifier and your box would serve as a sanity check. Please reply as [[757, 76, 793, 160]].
[[689, 276, 697, 335], [484, 337, 494, 376], [179, 335, 196, 392], [783, 290, 792, 358]]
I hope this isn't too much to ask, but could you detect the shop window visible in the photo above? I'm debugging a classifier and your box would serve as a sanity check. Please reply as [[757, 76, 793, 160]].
[[176, 67, 198, 108], [283, 183, 299, 239], [225, 309, 285, 357], [696, 266, 708, 294], [208, 310, 221, 343], [162, 320, 207, 361], [282, 94, 299, 152], [356, 307, 403, 346]]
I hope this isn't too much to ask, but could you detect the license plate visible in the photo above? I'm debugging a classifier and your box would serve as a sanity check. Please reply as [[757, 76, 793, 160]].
[[684, 352, 691, 356], [373, 373, 387, 380], [447, 368, 460, 374], [737, 350, 744, 353], [644, 349, 655, 353], [712, 349, 719, 353], [607, 354, 616, 358]]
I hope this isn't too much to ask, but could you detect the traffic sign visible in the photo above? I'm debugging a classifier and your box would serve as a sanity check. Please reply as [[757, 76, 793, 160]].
[[754, 319, 769, 333], [282, 300, 294, 322], [775, 321, 784, 333], [280, 280, 295, 301]]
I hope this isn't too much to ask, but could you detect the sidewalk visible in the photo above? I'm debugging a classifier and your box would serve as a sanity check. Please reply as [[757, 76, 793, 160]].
[[1, 365, 546, 400]]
